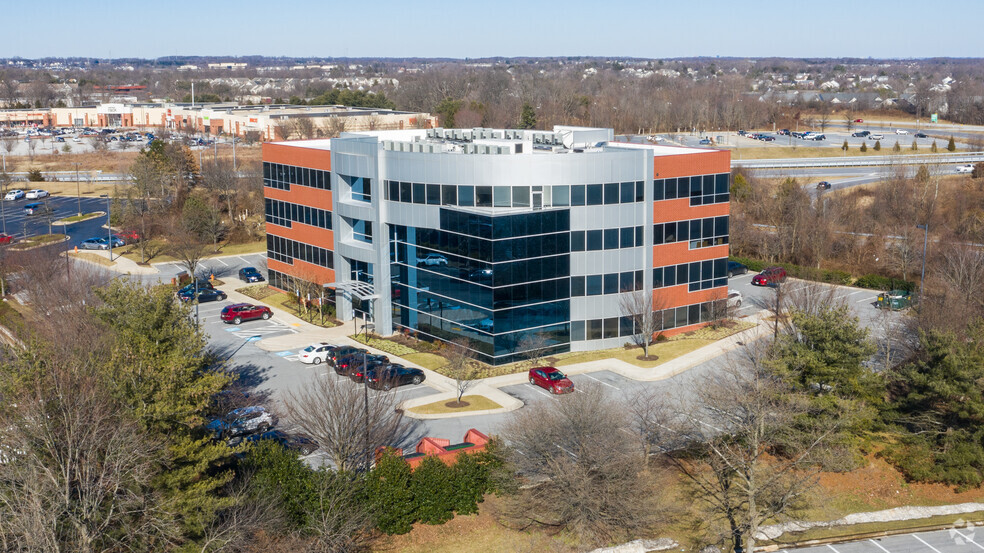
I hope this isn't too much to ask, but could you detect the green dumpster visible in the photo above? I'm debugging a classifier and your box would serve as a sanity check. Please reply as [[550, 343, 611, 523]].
[[875, 290, 913, 310]]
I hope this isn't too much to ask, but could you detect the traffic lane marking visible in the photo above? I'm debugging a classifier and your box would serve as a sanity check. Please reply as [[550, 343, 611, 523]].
[[581, 373, 621, 390], [909, 534, 942, 553]]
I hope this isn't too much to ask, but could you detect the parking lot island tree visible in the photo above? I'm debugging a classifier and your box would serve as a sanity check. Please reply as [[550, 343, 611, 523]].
[[619, 289, 669, 359]]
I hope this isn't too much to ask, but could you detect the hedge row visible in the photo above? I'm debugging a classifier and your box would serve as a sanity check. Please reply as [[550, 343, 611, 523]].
[[729, 256, 914, 291]]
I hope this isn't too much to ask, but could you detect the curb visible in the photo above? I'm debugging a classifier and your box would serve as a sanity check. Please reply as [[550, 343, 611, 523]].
[[52, 211, 105, 226]]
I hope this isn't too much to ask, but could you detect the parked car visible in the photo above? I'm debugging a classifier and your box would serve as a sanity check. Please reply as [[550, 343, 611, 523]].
[[875, 289, 913, 310], [698, 137, 712, 145], [727, 261, 748, 278], [178, 280, 214, 294], [896, 129, 909, 135], [915, 132, 929, 138], [327, 345, 367, 367], [528, 366, 574, 394], [227, 430, 318, 455], [4, 189, 24, 201], [238, 266, 265, 282], [416, 253, 448, 266], [854, 118, 864, 123], [0, 233, 15, 245], [340, 354, 389, 379], [178, 287, 227, 303], [299, 342, 338, 365], [727, 290, 743, 309], [852, 130, 870, 138], [115, 229, 141, 242], [778, 129, 790, 136], [869, 134, 884, 140], [365, 364, 426, 390], [220, 303, 273, 324], [956, 164, 974, 174], [24, 189, 48, 199], [80, 237, 107, 250], [106, 235, 126, 247], [810, 134, 826, 141], [205, 406, 278, 438], [816, 181, 832, 190], [759, 135, 775, 142], [23, 202, 52, 216], [751, 266, 788, 287]]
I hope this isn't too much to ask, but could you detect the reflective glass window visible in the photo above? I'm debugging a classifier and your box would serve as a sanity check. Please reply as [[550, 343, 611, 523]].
[[586, 184, 603, 206]]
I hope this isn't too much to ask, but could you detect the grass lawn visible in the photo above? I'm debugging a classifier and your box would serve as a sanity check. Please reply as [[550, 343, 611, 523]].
[[407, 395, 503, 415], [730, 145, 950, 160], [118, 239, 266, 264], [10, 233, 66, 249], [357, 321, 755, 379], [69, 252, 116, 267], [54, 212, 102, 224]]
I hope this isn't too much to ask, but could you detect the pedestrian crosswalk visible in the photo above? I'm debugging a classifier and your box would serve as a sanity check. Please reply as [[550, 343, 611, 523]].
[[223, 320, 297, 340]]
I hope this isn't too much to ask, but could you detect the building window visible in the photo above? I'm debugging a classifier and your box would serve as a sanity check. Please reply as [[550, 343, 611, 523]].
[[353, 219, 373, 244], [343, 175, 371, 203]]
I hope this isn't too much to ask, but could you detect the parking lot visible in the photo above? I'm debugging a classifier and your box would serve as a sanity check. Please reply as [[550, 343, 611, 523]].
[[0, 194, 109, 247], [786, 527, 984, 552]]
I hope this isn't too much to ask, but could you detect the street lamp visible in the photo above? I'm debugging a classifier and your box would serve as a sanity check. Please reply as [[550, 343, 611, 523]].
[[75, 162, 81, 216], [916, 224, 929, 300], [99, 194, 113, 261]]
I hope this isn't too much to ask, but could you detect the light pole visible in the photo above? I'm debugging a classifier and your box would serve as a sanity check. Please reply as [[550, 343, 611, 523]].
[[917, 223, 929, 301], [363, 349, 370, 472]]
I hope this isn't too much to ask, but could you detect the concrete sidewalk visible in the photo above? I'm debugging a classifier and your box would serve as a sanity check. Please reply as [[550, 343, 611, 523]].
[[66, 249, 160, 275]]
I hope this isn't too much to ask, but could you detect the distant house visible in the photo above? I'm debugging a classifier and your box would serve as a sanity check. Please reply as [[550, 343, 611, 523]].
[[384, 429, 491, 469]]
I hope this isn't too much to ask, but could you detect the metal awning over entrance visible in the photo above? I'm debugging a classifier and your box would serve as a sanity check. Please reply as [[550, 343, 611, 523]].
[[322, 280, 378, 300]]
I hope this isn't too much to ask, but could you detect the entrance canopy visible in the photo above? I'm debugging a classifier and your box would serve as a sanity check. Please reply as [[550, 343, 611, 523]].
[[322, 280, 378, 301]]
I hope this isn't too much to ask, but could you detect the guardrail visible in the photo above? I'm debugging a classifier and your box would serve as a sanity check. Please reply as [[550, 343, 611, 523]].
[[733, 152, 984, 169]]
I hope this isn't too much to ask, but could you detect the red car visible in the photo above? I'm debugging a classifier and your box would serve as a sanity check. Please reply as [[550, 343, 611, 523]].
[[0, 233, 14, 245], [220, 303, 273, 324], [529, 366, 574, 394], [751, 266, 788, 287], [854, 118, 864, 123], [115, 229, 141, 242]]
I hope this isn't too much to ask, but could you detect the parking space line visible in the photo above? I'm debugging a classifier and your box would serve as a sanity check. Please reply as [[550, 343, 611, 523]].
[[950, 529, 984, 549], [213, 258, 229, 267], [529, 386, 557, 400], [857, 296, 877, 303], [868, 539, 892, 553], [238, 256, 252, 265], [583, 373, 620, 390], [825, 544, 842, 553], [846, 290, 866, 296], [910, 534, 942, 553]]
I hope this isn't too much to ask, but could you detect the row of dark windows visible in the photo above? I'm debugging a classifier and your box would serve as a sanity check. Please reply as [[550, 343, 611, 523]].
[[440, 208, 569, 240], [385, 180, 646, 208], [572, 298, 729, 341], [571, 270, 645, 297], [393, 243, 571, 289], [654, 216, 729, 249], [262, 162, 331, 191], [654, 174, 729, 206], [571, 226, 644, 251], [653, 258, 729, 291], [264, 198, 332, 230], [391, 225, 569, 264], [267, 234, 334, 269]]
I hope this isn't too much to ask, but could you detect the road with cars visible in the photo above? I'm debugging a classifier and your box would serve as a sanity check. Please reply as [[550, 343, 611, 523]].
[[1, 193, 110, 248]]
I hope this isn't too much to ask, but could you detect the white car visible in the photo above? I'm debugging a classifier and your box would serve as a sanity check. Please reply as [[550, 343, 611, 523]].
[[728, 290, 743, 309], [299, 342, 337, 365], [896, 129, 909, 135], [869, 134, 884, 141], [3, 190, 24, 201], [956, 164, 974, 174], [25, 189, 48, 199], [416, 253, 448, 266]]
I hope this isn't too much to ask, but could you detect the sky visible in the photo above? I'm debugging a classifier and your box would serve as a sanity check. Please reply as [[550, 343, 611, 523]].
[[4, 0, 982, 60]]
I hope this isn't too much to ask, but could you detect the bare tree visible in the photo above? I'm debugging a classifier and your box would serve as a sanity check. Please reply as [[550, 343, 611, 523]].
[[167, 226, 211, 280], [443, 338, 476, 405], [500, 385, 668, 547], [0, 363, 177, 552], [665, 344, 836, 553], [320, 117, 347, 138], [517, 331, 551, 369], [619, 289, 667, 359], [283, 374, 412, 472], [844, 114, 854, 133]]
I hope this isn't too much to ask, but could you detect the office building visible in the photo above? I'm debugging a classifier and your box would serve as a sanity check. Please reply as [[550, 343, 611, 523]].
[[263, 126, 730, 365]]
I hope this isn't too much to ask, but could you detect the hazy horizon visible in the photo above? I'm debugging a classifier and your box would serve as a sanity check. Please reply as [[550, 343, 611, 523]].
[[4, 0, 981, 60]]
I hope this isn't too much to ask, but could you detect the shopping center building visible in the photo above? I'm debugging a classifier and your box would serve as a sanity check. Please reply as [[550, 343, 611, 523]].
[[263, 126, 730, 365]]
